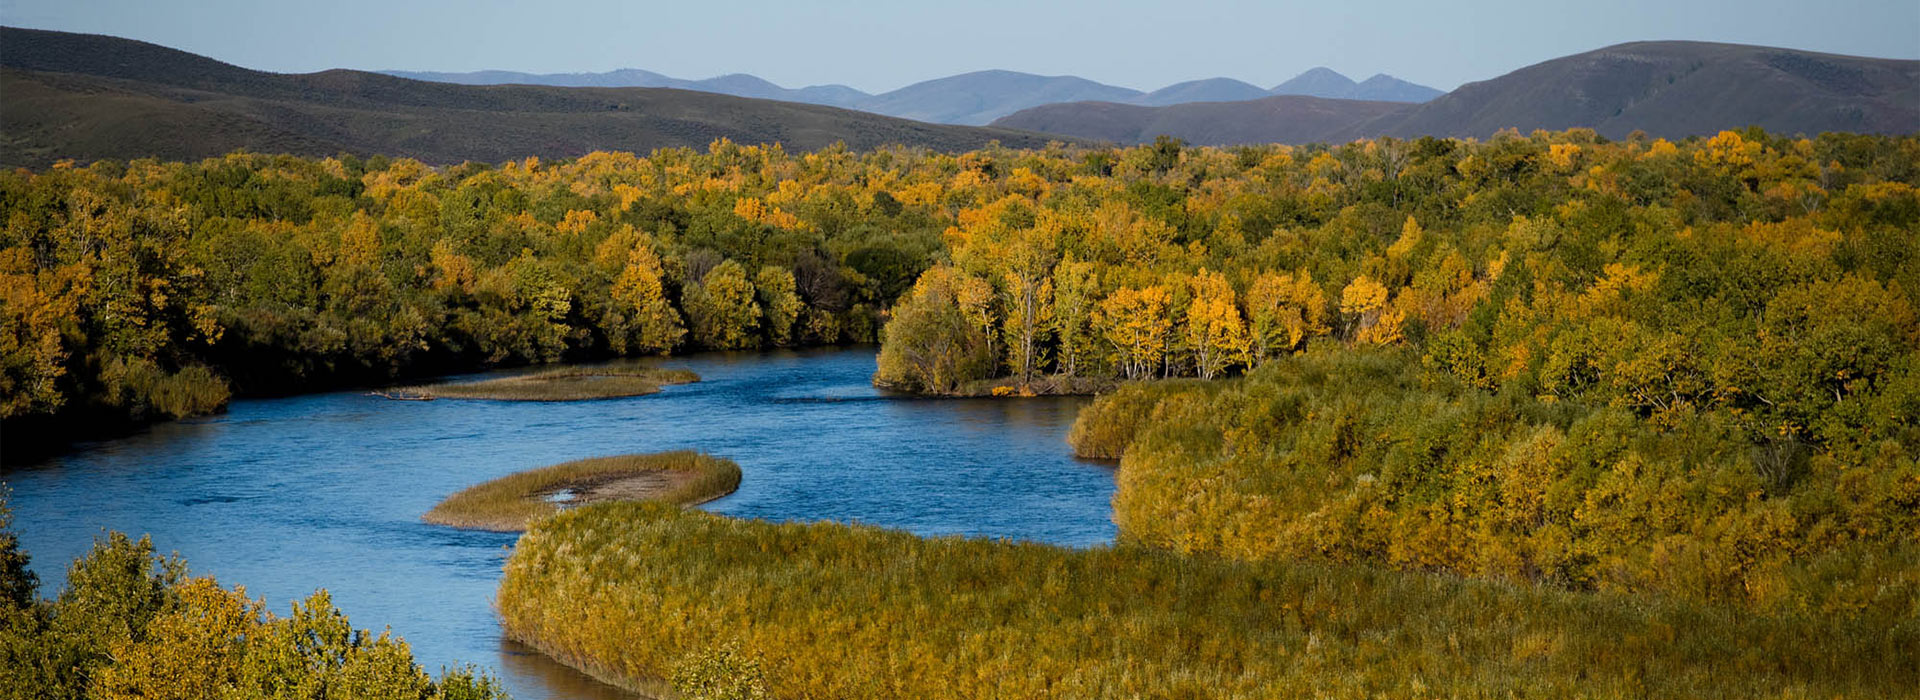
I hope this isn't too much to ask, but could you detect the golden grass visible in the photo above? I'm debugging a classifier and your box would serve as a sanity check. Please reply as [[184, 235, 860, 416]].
[[499, 502, 1919, 700], [400, 366, 699, 401], [422, 451, 740, 531]]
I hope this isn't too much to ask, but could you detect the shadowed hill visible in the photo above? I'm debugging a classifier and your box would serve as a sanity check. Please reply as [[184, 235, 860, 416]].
[[991, 95, 1410, 145], [0, 27, 1065, 167], [384, 68, 871, 109], [998, 41, 1917, 146], [1359, 40, 1920, 139]]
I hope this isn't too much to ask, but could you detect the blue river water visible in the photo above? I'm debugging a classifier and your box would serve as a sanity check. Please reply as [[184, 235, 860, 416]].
[[3, 347, 1113, 699]]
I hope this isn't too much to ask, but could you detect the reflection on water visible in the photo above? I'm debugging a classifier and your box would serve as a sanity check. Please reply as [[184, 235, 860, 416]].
[[3, 347, 1112, 700]]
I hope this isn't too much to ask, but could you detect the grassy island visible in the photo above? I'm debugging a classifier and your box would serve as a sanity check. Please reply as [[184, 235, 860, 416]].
[[498, 502, 1916, 700], [396, 366, 699, 402], [423, 451, 740, 531]]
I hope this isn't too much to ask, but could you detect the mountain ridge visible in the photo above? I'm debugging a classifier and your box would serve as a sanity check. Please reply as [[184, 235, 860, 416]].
[[0, 26, 1068, 168], [994, 40, 1920, 146], [377, 66, 1446, 124]]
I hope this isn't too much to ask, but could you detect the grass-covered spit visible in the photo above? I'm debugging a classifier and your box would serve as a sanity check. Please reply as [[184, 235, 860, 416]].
[[498, 502, 1917, 700], [423, 451, 740, 531], [399, 366, 698, 401]]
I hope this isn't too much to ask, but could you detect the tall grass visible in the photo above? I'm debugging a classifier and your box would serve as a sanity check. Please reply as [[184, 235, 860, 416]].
[[498, 502, 1918, 699], [403, 366, 699, 401], [423, 451, 740, 531]]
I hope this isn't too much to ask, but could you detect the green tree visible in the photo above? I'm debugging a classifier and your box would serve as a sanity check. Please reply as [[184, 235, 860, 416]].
[[685, 260, 761, 350], [754, 265, 803, 347]]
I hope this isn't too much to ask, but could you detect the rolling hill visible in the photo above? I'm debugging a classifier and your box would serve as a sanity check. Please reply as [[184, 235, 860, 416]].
[[0, 27, 1064, 168], [1362, 40, 1920, 140], [382, 68, 870, 109], [995, 41, 1919, 146], [991, 95, 1410, 145]]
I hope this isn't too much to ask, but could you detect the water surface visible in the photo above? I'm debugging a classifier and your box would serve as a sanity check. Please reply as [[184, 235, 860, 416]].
[[4, 348, 1113, 699]]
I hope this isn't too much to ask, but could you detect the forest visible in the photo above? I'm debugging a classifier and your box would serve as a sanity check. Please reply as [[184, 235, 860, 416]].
[[3, 129, 1917, 695]]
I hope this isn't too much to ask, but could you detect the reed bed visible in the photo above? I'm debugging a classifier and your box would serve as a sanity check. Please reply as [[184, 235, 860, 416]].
[[423, 451, 740, 531], [498, 502, 1917, 700], [401, 366, 699, 401]]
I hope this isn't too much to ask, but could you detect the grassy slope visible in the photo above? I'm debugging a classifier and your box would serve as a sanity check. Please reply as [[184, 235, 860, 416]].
[[0, 27, 1070, 168], [499, 502, 1917, 699], [424, 451, 740, 531]]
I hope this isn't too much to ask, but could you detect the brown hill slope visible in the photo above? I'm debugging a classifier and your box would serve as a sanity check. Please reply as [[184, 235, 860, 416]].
[[0, 27, 1063, 167], [994, 41, 1917, 146], [991, 95, 1410, 146], [1359, 40, 1919, 140]]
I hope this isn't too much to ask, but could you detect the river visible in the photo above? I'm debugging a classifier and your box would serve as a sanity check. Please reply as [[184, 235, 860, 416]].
[[3, 347, 1114, 699]]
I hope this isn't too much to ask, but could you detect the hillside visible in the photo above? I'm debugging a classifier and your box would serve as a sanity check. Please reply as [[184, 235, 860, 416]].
[[998, 41, 1918, 145], [0, 27, 1062, 168], [990, 95, 1410, 145], [1363, 40, 1920, 139]]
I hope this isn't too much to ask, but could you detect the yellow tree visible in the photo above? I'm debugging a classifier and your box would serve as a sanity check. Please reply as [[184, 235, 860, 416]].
[[999, 220, 1060, 385], [1096, 286, 1173, 380], [1341, 275, 1401, 345], [1244, 270, 1327, 364], [1185, 269, 1248, 379], [1051, 258, 1101, 377], [610, 246, 686, 354]]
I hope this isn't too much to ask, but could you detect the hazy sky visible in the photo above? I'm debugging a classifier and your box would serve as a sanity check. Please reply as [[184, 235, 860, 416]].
[[3, 0, 1916, 92]]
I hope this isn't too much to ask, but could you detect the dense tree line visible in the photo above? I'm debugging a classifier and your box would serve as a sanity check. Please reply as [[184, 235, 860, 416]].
[[856, 128, 1918, 615], [0, 142, 971, 448], [0, 494, 506, 699]]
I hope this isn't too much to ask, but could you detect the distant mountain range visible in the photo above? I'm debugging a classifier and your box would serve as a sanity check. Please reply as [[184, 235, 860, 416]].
[[5, 27, 1915, 166], [382, 67, 1444, 125], [0, 27, 1063, 168], [996, 41, 1920, 145], [384, 68, 872, 109]]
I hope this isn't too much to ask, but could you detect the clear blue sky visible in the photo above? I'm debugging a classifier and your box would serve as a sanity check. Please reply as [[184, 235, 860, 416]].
[[3, 0, 1915, 92]]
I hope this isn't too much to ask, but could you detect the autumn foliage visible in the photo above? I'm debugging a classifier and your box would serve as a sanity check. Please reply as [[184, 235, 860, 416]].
[[497, 501, 1916, 699]]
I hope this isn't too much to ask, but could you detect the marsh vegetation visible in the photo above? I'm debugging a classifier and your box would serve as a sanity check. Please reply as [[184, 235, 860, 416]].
[[499, 501, 1916, 700], [400, 366, 699, 401], [423, 451, 741, 531]]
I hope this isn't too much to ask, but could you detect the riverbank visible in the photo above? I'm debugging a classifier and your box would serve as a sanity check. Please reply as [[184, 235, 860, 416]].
[[880, 374, 1117, 398], [423, 451, 741, 531]]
